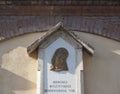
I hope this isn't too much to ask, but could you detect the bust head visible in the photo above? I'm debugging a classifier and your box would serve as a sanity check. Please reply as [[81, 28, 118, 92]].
[[50, 48, 69, 72]]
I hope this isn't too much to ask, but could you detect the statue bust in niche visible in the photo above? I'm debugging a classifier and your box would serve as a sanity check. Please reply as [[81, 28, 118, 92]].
[[50, 48, 69, 72]]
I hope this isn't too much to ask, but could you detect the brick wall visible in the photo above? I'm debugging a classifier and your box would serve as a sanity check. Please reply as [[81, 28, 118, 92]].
[[0, 5, 120, 16], [0, 1, 120, 16], [0, 2, 120, 41], [0, 16, 120, 41]]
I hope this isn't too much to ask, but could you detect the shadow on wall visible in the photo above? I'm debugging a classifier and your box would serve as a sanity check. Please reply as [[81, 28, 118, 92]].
[[0, 68, 36, 94], [0, 46, 37, 94]]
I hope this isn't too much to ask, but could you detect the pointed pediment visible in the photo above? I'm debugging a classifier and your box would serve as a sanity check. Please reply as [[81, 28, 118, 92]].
[[27, 22, 94, 55]]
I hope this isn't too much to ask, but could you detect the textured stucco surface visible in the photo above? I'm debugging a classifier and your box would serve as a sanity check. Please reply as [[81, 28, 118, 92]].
[[0, 31, 120, 94], [0, 32, 46, 94], [76, 31, 120, 94]]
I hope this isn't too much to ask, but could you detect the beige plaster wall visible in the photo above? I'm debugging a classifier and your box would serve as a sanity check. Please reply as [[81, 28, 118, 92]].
[[0, 31, 120, 94], [0, 32, 46, 94], [76, 32, 120, 94]]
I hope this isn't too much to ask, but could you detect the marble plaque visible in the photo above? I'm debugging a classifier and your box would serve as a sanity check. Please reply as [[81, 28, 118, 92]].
[[39, 38, 83, 94], [38, 38, 83, 94]]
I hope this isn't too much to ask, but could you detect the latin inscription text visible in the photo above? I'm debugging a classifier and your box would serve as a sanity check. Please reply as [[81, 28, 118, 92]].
[[44, 81, 75, 93]]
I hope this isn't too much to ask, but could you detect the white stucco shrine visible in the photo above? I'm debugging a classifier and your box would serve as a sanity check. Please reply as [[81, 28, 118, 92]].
[[27, 22, 94, 94]]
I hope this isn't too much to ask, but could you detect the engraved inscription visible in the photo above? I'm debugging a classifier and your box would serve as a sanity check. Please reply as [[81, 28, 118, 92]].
[[44, 80, 76, 93]]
